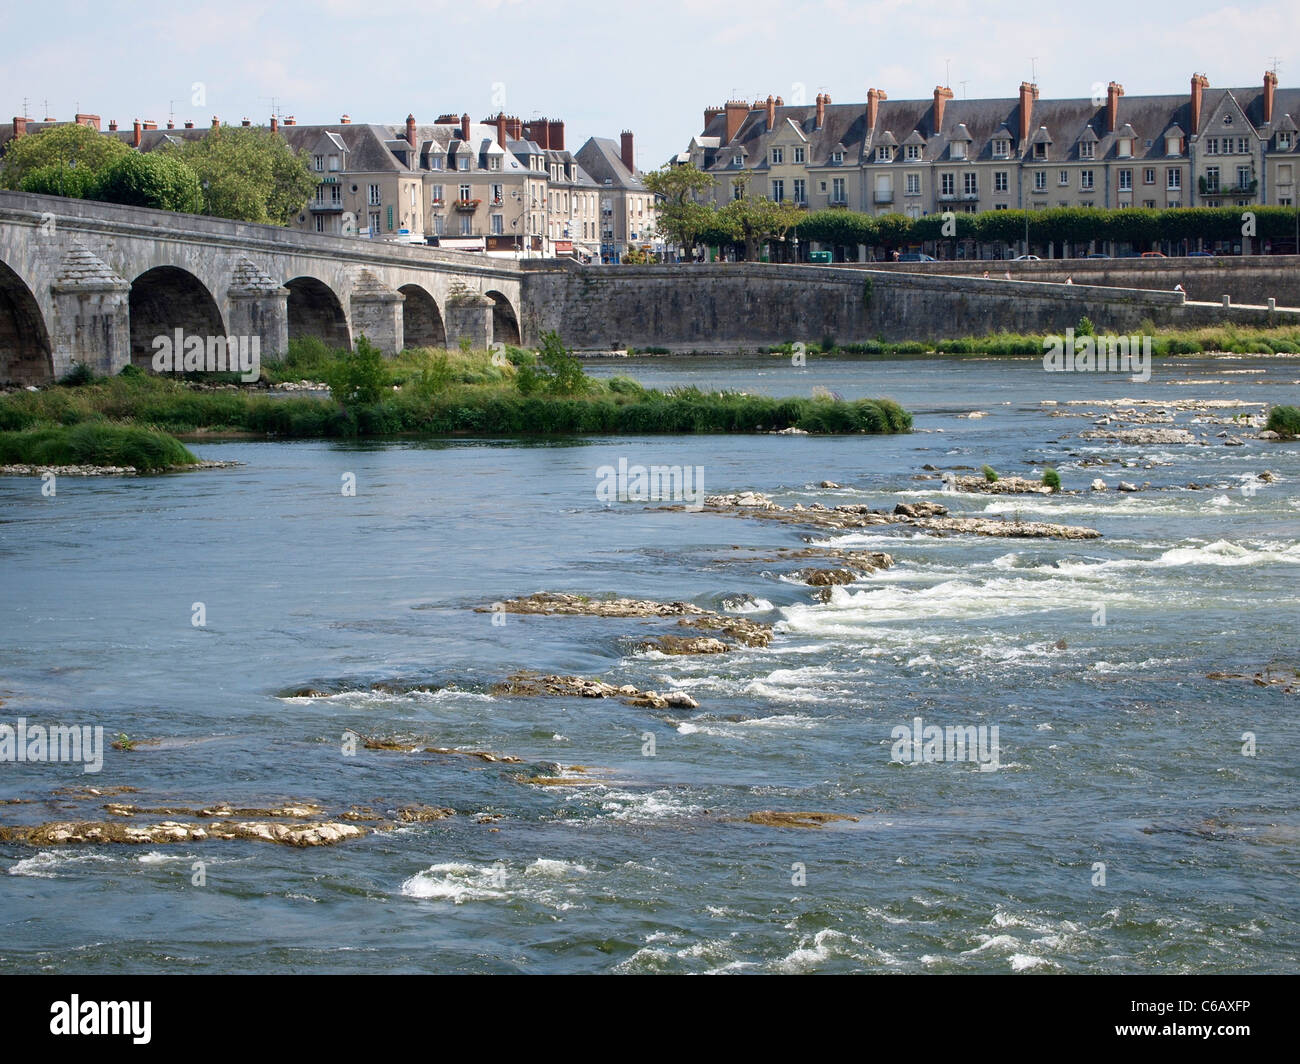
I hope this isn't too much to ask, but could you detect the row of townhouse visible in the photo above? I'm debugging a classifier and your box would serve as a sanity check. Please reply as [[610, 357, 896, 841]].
[[1, 110, 659, 262], [679, 72, 1299, 223]]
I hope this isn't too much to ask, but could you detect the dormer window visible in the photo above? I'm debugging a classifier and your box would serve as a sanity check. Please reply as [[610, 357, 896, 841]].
[[831, 150, 844, 163], [732, 153, 743, 166], [992, 139, 1010, 159], [1033, 143, 1047, 160], [905, 144, 921, 160], [1079, 141, 1095, 160], [430, 157, 442, 171], [328, 155, 340, 171], [1117, 138, 1133, 158], [458, 156, 469, 170], [1280, 131, 1293, 150], [951, 142, 965, 160], [489, 156, 500, 170], [1165, 135, 1181, 156], [876, 145, 892, 162]]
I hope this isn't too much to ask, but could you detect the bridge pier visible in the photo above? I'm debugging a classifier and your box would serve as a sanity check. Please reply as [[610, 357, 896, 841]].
[[445, 289, 494, 350], [349, 271, 404, 354], [50, 243, 131, 378], [227, 260, 289, 364]]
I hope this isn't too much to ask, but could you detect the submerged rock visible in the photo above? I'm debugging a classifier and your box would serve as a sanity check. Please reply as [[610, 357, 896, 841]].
[[641, 634, 731, 655], [492, 671, 700, 709], [741, 811, 860, 829], [947, 475, 1051, 495], [0, 819, 367, 847]]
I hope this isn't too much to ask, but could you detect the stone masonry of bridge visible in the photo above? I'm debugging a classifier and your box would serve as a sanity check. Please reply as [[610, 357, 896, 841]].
[[2, 190, 1297, 382]]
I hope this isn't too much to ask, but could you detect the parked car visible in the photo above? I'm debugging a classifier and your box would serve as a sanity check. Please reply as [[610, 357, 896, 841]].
[[1085, 253, 1111, 259], [1187, 250, 1214, 257], [898, 252, 937, 262], [1012, 254, 1040, 261], [1140, 251, 1167, 258]]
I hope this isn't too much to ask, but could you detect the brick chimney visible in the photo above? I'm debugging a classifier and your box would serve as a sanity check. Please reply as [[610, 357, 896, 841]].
[[270, 115, 278, 133], [75, 113, 101, 131], [1264, 70, 1278, 125], [184, 121, 194, 129], [815, 93, 826, 130], [211, 115, 220, 128], [704, 105, 723, 129], [525, 118, 549, 149], [132, 120, 141, 147], [933, 86, 954, 137], [866, 87, 887, 130], [507, 116, 522, 139], [460, 113, 470, 141], [407, 113, 417, 148], [766, 94, 776, 129], [548, 119, 564, 151], [166, 118, 174, 129], [12, 116, 28, 138], [283, 116, 296, 126], [241, 117, 251, 127], [1106, 82, 1124, 133], [723, 99, 748, 143], [143, 120, 157, 130], [1190, 73, 1209, 134], [495, 113, 508, 145], [108, 119, 118, 132], [1017, 81, 1039, 147], [341, 114, 351, 124], [620, 130, 635, 173]]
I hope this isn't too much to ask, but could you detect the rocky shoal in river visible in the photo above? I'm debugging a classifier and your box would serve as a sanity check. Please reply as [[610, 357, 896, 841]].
[[701, 493, 1101, 540]]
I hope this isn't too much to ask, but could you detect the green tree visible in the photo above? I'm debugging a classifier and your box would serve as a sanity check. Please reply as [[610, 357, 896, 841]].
[[171, 126, 315, 225], [643, 162, 718, 259], [0, 123, 131, 190], [93, 152, 203, 213], [18, 163, 100, 199], [717, 174, 805, 260], [326, 335, 390, 406]]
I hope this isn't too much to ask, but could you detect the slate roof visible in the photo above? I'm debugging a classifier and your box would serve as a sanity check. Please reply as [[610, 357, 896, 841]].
[[575, 137, 646, 191]]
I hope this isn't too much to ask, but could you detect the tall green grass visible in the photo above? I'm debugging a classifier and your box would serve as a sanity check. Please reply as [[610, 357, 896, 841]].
[[0, 422, 197, 470]]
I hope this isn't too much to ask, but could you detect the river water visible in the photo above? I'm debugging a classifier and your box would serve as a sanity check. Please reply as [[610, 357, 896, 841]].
[[1, 354, 1297, 973]]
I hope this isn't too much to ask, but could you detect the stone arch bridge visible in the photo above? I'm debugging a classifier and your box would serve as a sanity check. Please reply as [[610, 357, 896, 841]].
[[0, 191, 525, 383]]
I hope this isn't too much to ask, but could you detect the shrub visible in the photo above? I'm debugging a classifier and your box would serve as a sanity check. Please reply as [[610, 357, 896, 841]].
[[92, 152, 203, 213], [1266, 405, 1300, 439], [0, 423, 196, 471], [1042, 468, 1061, 492], [59, 362, 97, 387], [326, 335, 390, 406], [982, 464, 999, 483], [408, 351, 454, 400], [1076, 316, 1097, 337]]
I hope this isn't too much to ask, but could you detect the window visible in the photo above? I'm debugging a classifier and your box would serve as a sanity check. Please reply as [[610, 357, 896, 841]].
[[831, 177, 845, 202], [328, 156, 340, 171], [733, 153, 743, 166], [1117, 138, 1133, 158], [1059, 170, 1069, 186], [1278, 132, 1292, 150], [431, 184, 444, 204], [430, 157, 442, 171], [831, 150, 844, 163], [771, 147, 784, 165], [793, 146, 805, 163], [1168, 199, 1181, 208], [458, 156, 469, 170], [313, 155, 324, 171], [368, 210, 380, 234], [941, 173, 954, 196], [491, 183, 503, 205], [771, 179, 784, 202], [905, 172, 920, 195], [460, 215, 472, 236], [1143, 200, 1156, 209], [408, 185, 416, 207], [994, 171, 1008, 193], [433, 215, 444, 235], [906, 144, 921, 161], [1144, 168, 1156, 184], [876, 146, 892, 162], [489, 156, 500, 170], [490, 214, 503, 235], [459, 183, 472, 201], [1079, 141, 1094, 160], [963, 172, 978, 195], [1034, 170, 1047, 191], [1223, 114, 1233, 125], [386, 206, 393, 231], [314, 215, 324, 232], [732, 183, 743, 200], [994, 203, 1008, 210], [1281, 197, 1294, 206], [793, 178, 806, 204], [1237, 166, 1252, 189], [1237, 137, 1249, 155], [951, 142, 966, 160], [1118, 169, 1132, 190], [1080, 201, 1094, 208], [1167, 169, 1182, 191], [992, 139, 1010, 159], [1203, 166, 1219, 193], [1206, 137, 1219, 155], [1080, 169, 1094, 190], [1033, 143, 1047, 160], [331, 185, 341, 205], [367, 184, 381, 206]]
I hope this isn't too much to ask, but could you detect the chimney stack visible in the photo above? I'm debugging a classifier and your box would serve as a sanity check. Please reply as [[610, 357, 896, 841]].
[[166, 118, 174, 129], [508, 116, 522, 139], [341, 114, 351, 124], [1264, 69, 1278, 125], [1106, 81, 1125, 133], [1016, 82, 1039, 149], [766, 94, 776, 129], [933, 85, 954, 137], [241, 117, 251, 127], [620, 130, 635, 173], [143, 120, 157, 130], [270, 115, 278, 133], [108, 120, 118, 132], [1190, 73, 1209, 134], [815, 93, 826, 130], [723, 99, 748, 143], [75, 113, 101, 131], [460, 113, 471, 141], [283, 116, 296, 126], [407, 113, 417, 148], [132, 119, 142, 147], [184, 120, 194, 129], [548, 119, 564, 151], [866, 87, 887, 130], [13, 116, 28, 138], [211, 115, 220, 128], [495, 113, 508, 145]]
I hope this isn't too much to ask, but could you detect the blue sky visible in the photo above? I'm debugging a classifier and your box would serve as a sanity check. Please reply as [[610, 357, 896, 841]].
[[3, 0, 1295, 170]]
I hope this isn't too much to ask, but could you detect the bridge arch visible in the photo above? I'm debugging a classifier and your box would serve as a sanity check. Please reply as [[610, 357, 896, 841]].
[[129, 266, 226, 370], [398, 284, 446, 349], [0, 259, 53, 384], [484, 289, 520, 346], [286, 276, 350, 350]]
